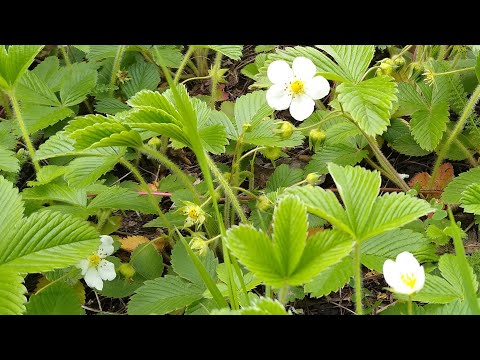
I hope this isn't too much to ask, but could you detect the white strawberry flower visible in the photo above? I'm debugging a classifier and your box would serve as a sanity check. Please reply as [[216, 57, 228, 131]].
[[76, 235, 117, 291], [266, 57, 330, 121], [383, 251, 425, 295]]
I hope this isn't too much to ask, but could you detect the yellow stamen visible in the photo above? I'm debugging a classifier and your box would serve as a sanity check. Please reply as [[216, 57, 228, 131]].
[[88, 254, 101, 267], [400, 273, 417, 289], [290, 80, 304, 94], [188, 208, 200, 220]]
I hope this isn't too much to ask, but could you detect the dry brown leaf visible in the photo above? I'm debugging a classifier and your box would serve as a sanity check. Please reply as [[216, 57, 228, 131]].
[[119, 235, 150, 252], [409, 172, 430, 189], [434, 163, 454, 190], [147, 181, 159, 192]]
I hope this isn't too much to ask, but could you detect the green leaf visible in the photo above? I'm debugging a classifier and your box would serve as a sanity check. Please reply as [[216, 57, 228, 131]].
[[65, 153, 122, 189], [22, 183, 87, 207], [17, 70, 61, 106], [337, 76, 397, 136], [273, 196, 307, 276], [423, 299, 473, 315], [28, 165, 66, 186], [71, 124, 143, 150], [131, 244, 164, 280], [234, 91, 273, 134], [0, 268, 26, 315], [128, 275, 204, 315], [315, 45, 375, 83], [95, 98, 130, 115], [412, 274, 460, 304], [244, 117, 304, 148], [266, 164, 304, 192], [0, 176, 25, 238], [151, 45, 184, 68], [288, 229, 353, 285], [240, 297, 288, 315], [283, 186, 351, 236], [395, 83, 426, 116], [87, 187, 158, 214], [26, 282, 84, 315], [122, 61, 160, 99], [305, 256, 353, 298], [171, 243, 217, 288], [144, 211, 186, 228], [0, 210, 99, 273], [439, 254, 478, 298], [410, 101, 450, 151], [304, 144, 368, 176], [60, 63, 97, 106], [328, 163, 381, 238], [86, 45, 119, 62], [206, 45, 243, 60], [225, 224, 281, 286], [0, 45, 44, 90], [198, 124, 228, 154], [361, 229, 437, 272], [383, 118, 430, 157], [461, 183, 480, 214], [22, 104, 74, 134], [0, 146, 19, 173], [100, 272, 146, 299], [363, 192, 433, 240], [476, 54, 480, 83], [442, 167, 480, 204]]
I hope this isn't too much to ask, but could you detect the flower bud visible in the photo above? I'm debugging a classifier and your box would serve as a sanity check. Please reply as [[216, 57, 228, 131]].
[[256, 195, 271, 211], [190, 237, 208, 256], [119, 263, 136, 279], [278, 121, 295, 139], [261, 147, 282, 161], [306, 172, 321, 186], [309, 129, 326, 149], [242, 123, 253, 133], [394, 56, 405, 67], [147, 136, 162, 149], [379, 62, 393, 76]]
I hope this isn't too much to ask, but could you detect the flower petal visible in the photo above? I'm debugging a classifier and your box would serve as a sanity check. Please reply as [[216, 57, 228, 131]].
[[97, 260, 116, 281], [413, 265, 425, 293], [267, 60, 293, 84], [97, 237, 115, 258], [383, 259, 403, 291], [304, 76, 330, 100], [292, 57, 317, 81], [289, 94, 315, 121], [395, 252, 420, 273], [266, 84, 292, 110], [84, 267, 103, 291], [76, 259, 90, 275]]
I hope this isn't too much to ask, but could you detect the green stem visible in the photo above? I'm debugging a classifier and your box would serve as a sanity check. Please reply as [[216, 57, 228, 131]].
[[109, 45, 125, 97], [194, 48, 210, 77], [447, 206, 480, 314], [265, 285, 272, 299], [354, 241, 363, 315], [433, 66, 476, 78], [429, 84, 480, 189], [209, 52, 223, 109], [278, 286, 290, 305], [119, 157, 172, 231], [181, 74, 212, 85], [230, 256, 250, 306], [59, 46, 72, 67], [407, 295, 413, 315], [9, 91, 40, 172], [140, 145, 200, 203], [176, 229, 228, 308], [174, 46, 195, 85]]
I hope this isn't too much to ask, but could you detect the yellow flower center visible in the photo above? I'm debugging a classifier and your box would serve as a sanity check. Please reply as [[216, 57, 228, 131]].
[[290, 80, 304, 94], [88, 254, 101, 267], [188, 208, 200, 221], [400, 273, 417, 289]]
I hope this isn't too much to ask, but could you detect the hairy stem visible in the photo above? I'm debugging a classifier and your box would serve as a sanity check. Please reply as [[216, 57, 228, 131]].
[[209, 52, 223, 109], [354, 241, 363, 315], [174, 46, 195, 85], [10, 91, 41, 172], [109, 45, 126, 97]]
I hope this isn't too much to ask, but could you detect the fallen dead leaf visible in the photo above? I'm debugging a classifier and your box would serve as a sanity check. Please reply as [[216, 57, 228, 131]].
[[119, 235, 150, 252]]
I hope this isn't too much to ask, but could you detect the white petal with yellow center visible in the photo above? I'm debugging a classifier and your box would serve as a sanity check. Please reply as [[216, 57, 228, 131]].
[[290, 94, 315, 121], [383, 251, 425, 295], [266, 84, 292, 110], [292, 57, 317, 80], [84, 267, 104, 291], [97, 259, 116, 281], [77, 259, 90, 275], [304, 76, 330, 100], [267, 60, 293, 84]]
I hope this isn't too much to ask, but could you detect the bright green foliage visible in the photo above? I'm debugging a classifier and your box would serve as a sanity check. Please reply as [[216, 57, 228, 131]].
[[287, 164, 433, 242], [0, 146, 20, 173], [131, 244, 164, 280], [205, 45, 244, 60], [0, 268, 26, 315], [461, 183, 480, 214], [265, 164, 304, 192], [26, 282, 84, 315], [213, 297, 289, 315], [442, 167, 480, 204], [0, 45, 44, 90], [305, 257, 353, 298], [337, 76, 397, 137], [225, 195, 354, 288]]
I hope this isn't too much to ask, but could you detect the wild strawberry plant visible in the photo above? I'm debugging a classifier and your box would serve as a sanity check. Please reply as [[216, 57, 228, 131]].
[[1, 44, 480, 315]]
